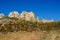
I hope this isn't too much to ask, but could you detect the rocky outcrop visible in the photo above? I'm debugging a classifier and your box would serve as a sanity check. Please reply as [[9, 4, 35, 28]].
[[8, 11, 19, 18], [41, 19, 54, 23], [0, 13, 5, 18], [19, 11, 35, 21], [0, 11, 54, 23]]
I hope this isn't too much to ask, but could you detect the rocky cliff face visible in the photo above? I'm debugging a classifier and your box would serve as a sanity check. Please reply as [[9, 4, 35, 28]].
[[0, 11, 54, 23]]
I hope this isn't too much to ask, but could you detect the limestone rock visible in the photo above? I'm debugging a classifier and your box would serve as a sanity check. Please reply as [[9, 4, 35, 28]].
[[0, 13, 4, 18], [42, 19, 54, 23], [8, 11, 19, 18], [19, 11, 35, 21]]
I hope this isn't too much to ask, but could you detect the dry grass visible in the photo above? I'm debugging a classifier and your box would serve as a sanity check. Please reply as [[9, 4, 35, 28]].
[[0, 31, 60, 40]]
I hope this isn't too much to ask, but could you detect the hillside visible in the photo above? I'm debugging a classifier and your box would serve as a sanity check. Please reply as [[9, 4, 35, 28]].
[[0, 17, 60, 40], [0, 17, 60, 33]]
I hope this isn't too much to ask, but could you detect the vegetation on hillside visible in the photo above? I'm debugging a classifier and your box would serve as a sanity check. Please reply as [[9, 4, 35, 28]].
[[0, 17, 60, 33]]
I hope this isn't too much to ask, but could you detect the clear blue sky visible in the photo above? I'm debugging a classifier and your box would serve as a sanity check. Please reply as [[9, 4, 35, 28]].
[[0, 0, 60, 21]]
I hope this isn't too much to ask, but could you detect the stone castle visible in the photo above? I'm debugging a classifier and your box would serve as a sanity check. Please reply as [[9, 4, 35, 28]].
[[0, 11, 54, 23]]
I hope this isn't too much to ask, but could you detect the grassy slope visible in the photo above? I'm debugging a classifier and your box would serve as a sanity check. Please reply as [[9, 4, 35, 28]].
[[0, 17, 60, 40]]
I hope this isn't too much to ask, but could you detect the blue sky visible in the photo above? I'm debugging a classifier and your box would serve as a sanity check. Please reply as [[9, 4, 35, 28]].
[[0, 0, 60, 21]]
